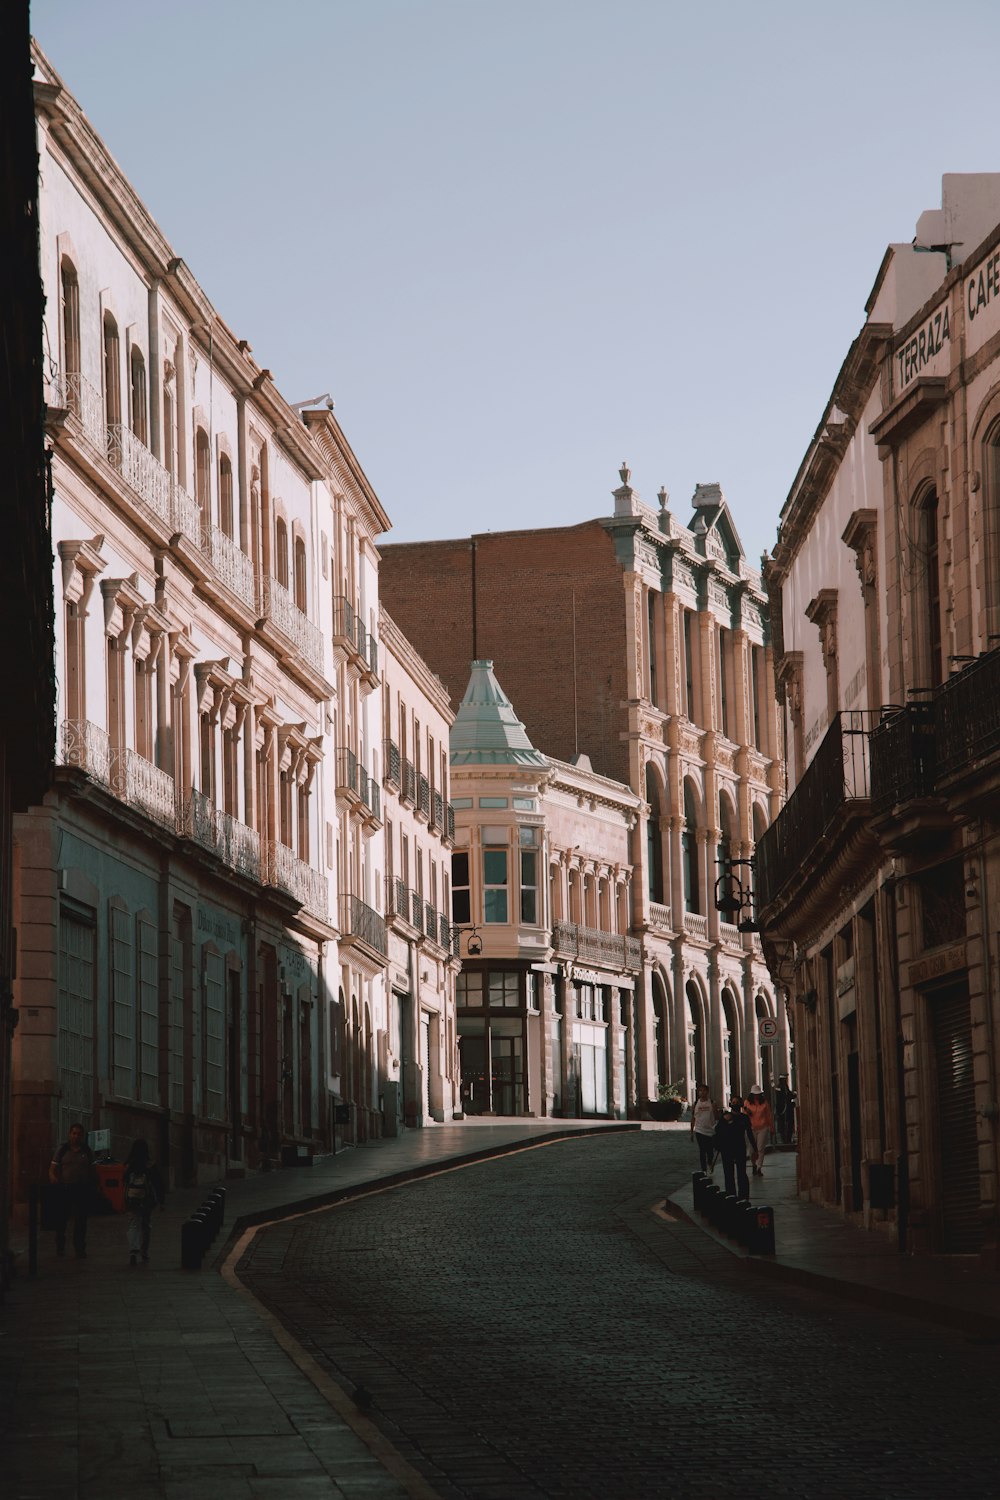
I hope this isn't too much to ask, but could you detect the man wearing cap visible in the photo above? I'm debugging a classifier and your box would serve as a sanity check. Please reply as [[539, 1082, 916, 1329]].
[[713, 1096, 755, 1201]]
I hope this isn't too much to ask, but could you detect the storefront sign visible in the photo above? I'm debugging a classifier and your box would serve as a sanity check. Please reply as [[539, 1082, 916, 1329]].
[[907, 942, 966, 987], [895, 300, 950, 392], [966, 245, 1000, 355]]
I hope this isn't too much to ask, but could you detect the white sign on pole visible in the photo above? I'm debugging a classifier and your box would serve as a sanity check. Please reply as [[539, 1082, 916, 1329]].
[[758, 1017, 778, 1042]]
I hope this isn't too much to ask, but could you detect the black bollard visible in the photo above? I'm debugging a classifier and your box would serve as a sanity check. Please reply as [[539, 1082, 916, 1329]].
[[692, 1171, 707, 1212], [181, 1216, 205, 1270], [721, 1193, 739, 1238], [736, 1200, 755, 1248], [702, 1182, 721, 1223], [751, 1204, 776, 1255]]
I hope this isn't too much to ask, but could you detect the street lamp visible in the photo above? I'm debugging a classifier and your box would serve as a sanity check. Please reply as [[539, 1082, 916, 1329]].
[[714, 857, 759, 932]]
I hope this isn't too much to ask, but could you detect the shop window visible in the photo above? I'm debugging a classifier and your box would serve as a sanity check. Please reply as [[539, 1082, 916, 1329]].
[[488, 971, 520, 1007], [457, 971, 483, 1008]]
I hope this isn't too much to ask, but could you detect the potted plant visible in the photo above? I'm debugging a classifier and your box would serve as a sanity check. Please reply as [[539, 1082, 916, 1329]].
[[646, 1080, 687, 1122]]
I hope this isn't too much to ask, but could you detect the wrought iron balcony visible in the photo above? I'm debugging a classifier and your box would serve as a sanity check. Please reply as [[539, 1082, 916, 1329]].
[[49, 371, 105, 449], [123, 748, 176, 829], [219, 812, 261, 881], [60, 721, 176, 830], [204, 524, 256, 612], [332, 594, 358, 651], [551, 920, 641, 972], [337, 745, 362, 799], [756, 710, 875, 912], [385, 739, 401, 789], [410, 887, 424, 930], [258, 576, 324, 676], [340, 893, 387, 957], [446, 803, 456, 843], [388, 876, 411, 923], [107, 424, 173, 529], [169, 478, 205, 550], [417, 774, 431, 820], [60, 718, 113, 786], [869, 702, 936, 814], [265, 840, 329, 920], [401, 759, 416, 805], [431, 790, 444, 831], [935, 647, 1000, 783]]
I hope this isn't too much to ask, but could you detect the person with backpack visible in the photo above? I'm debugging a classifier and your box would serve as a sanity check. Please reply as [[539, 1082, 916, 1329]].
[[123, 1139, 165, 1266]]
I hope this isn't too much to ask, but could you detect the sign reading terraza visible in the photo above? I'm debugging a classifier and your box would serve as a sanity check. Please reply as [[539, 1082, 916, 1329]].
[[896, 301, 950, 391]]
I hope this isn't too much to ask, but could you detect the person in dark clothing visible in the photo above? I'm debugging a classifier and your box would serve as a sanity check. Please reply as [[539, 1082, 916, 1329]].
[[49, 1122, 96, 1258], [123, 1138, 166, 1266], [713, 1096, 755, 1200], [774, 1075, 797, 1144]]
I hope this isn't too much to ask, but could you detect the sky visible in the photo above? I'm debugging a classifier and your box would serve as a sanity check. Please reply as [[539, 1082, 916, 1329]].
[[30, 0, 1000, 565]]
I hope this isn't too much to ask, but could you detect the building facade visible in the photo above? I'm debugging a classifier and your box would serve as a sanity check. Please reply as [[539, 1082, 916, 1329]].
[[12, 44, 448, 1200], [449, 660, 642, 1118], [380, 608, 460, 1128], [760, 174, 1000, 1256], [380, 478, 785, 1114]]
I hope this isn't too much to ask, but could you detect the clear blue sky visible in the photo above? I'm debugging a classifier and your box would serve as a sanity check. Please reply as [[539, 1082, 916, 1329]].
[[31, 0, 1000, 564]]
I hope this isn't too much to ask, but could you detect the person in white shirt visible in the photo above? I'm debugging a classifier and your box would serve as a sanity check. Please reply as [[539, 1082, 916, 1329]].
[[690, 1083, 718, 1174]]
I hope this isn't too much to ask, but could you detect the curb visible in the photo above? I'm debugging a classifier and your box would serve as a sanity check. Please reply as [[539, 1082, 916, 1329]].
[[217, 1122, 641, 1262], [667, 1191, 1000, 1342]]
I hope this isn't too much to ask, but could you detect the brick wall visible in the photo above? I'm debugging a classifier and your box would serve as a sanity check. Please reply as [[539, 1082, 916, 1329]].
[[380, 522, 631, 783]]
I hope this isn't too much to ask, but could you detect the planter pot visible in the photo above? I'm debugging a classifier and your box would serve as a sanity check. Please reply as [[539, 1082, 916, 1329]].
[[646, 1098, 685, 1121]]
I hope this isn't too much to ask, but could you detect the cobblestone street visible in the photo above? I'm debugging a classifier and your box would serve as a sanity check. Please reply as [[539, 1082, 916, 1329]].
[[237, 1132, 997, 1499]]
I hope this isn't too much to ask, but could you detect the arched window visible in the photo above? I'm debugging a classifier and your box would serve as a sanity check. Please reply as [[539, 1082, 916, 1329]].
[[60, 258, 80, 390], [275, 518, 289, 588], [683, 780, 700, 914], [219, 454, 234, 539], [129, 346, 147, 445], [294, 534, 307, 611], [652, 971, 669, 1089], [103, 312, 121, 429], [195, 427, 211, 526], [685, 980, 704, 1096]]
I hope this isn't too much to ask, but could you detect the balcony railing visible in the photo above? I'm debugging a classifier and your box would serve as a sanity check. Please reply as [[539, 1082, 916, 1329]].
[[551, 921, 642, 972], [265, 840, 329, 919], [332, 595, 358, 650], [205, 524, 256, 611], [259, 576, 325, 676], [50, 371, 105, 449], [756, 710, 875, 911], [870, 702, 936, 814], [123, 748, 175, 829], [720, 919, 743, 947], [107, 424, 172, 528], [410, 888, 424, 931], [219, 812, 261, 880], [340, 893, 387, 956], [169, 479, 205, 550], [366, 633, 379, 677], [417, 774, 431, 819], [388, 876, 410, 923], [446, 803, 456, 843], [424, 901, 436, 938], [935, 648, 1000, 781], [337, 745, 361, 798], [60, 721, 177, 829], [683, 910, 708, 940], [648, 901, 673, 931], [385, 739, 401, 789], [60, 718, 113, 787], [402, 759, 416, 805], [431, 790, 444, 831]]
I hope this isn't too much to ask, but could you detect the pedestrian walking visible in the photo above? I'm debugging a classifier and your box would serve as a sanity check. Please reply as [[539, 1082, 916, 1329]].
[[123, 1139, 165, 1266], [690, 1083, 718, 1174], [774, 1075, 797, 1144], [713, 1096, 755, 1201], [49, 1122, 96, 1259], [744, 1084, 774, 1176]]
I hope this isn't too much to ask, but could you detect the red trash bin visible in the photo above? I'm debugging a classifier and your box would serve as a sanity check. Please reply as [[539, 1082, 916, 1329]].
[[95, 1162, 125, 1213]]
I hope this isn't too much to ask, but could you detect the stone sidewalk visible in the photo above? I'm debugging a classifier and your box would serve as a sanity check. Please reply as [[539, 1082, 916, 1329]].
[[3, 1118, 1000, 1499], [667, 1142, 1000, 1339]]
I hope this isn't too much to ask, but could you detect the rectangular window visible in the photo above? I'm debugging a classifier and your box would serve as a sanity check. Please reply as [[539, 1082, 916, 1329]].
[[751, 646, 762, 749], [488, 970, 520, 1007], [479, 797, 508, 808], [483, 843, 509, 924], [457, 970, 484, 1008], [519, 826, 538, 925]]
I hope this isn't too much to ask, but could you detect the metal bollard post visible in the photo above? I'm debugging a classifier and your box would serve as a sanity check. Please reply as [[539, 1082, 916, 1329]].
[[751, 1204, 776, 1255], [181, 1213, 208, 1270], [692, 1172, 706, 1212], [701, 1182, 720, 1223], [736, 1200, 755, 1247], [721, 1193, 739, 1238]]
